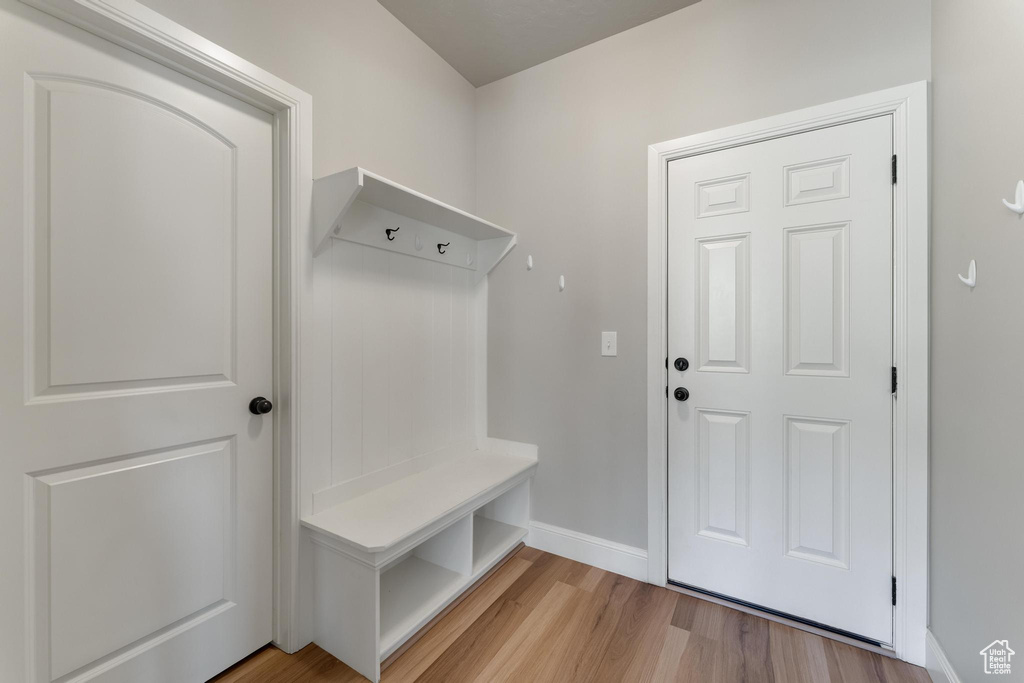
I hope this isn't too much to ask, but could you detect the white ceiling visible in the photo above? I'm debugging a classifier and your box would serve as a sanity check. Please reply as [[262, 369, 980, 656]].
[[377, 0, 702, 87]]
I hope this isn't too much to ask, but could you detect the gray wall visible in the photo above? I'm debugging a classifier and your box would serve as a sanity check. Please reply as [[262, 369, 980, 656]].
[[931, 2, 1024, 680], [476, 0, 932, 549], [138, 0, 477, 211]]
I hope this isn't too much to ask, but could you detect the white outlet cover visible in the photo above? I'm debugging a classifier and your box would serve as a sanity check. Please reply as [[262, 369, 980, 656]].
[[601, 331, 617, 357]]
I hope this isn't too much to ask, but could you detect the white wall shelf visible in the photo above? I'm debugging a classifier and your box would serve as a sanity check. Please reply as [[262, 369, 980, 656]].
[[304, 440, 535, 682], [312, 167, 517, 276]]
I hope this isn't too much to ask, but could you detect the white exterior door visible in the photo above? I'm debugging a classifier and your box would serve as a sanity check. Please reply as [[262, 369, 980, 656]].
[[0, 3, 274, 681], [667, 116, 894, 643]]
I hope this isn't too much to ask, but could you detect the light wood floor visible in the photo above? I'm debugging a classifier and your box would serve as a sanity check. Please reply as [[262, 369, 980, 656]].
[[213, 547, 930, 683]]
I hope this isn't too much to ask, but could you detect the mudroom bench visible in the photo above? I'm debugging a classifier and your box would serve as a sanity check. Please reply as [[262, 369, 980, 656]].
[[301, 439, 537, 682]]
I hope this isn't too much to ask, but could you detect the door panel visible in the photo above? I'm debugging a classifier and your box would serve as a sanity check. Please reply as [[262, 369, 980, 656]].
[[695, 408, 750, 546], [41, 440, 235, 679], [28, 75, 238, 396], [783, 416, 851, 568], [667, 116, 893, 643], [1, 3, 273, 681], [783, 222, 850, 376], [696, 233, 750, 373], [35, 76, 236, 391]]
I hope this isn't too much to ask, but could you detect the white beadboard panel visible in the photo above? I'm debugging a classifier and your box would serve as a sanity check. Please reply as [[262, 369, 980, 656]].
[[330, 243, 481, 487], [467, 276, 481, 440], [409, 257, 436, 457], [360, 247, 391, 476], [450, 269, 470, 441], [307, 234, 336, 510], [430, 263, 454, 451], [388, 253, 418, 466], [332, 241, 363, 484], [472, 279, 488, 440]]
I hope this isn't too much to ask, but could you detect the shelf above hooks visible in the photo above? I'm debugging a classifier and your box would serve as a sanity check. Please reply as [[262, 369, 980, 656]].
[[312, 167, 517, 276]]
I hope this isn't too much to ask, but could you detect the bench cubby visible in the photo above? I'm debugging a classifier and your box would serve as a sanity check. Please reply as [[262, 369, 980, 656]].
[[303, 440, 536, 681]]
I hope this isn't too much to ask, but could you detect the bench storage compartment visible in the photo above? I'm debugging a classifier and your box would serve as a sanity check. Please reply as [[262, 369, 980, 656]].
[[303, 440, 536, 681]]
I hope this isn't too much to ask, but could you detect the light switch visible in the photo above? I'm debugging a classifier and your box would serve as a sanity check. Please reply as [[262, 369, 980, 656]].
[[601, 331, 617, 357]]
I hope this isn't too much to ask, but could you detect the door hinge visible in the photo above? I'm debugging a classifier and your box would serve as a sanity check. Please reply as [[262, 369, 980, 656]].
[[892, 366, 897, 396], [892, 154, 897, 184], [666, 385, 669, 398], [892, 576, 897, 606]]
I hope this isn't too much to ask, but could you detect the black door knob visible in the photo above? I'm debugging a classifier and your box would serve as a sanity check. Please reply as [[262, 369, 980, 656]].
[[674, 387, 689, 402], [249, 396, 273, 415], [674, 357, 689, 372]]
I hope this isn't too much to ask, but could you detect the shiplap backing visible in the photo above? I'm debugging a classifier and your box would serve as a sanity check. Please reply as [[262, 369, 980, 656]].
[[330, 240, 478, 486]]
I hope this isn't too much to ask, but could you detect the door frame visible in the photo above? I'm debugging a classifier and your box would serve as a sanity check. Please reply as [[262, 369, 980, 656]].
[[646, 82, 929, 665], [18, 0, 313, 654]]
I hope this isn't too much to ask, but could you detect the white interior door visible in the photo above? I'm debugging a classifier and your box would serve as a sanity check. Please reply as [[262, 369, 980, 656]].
[[0, 3, 274, 681], [667, 116, 894, 643]]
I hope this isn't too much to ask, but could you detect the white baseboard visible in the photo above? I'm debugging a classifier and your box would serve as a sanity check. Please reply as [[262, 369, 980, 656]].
[[926, 630, 962, 683], [526, 521, 648, 582]]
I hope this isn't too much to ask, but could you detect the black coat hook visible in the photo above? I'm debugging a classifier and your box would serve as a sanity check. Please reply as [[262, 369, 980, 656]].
[[437, 242, 450, 254], [385, 226, 400, 241]]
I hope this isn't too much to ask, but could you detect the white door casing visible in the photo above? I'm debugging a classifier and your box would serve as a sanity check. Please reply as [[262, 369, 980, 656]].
[[647, 83, 929, 664], [666, 116, 894, 643], [663, 114, 897, 643], [1, 2, 275, 680]]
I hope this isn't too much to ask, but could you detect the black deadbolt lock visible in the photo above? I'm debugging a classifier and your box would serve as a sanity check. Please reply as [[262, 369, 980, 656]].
[[249, 396, 273, 415], [674, 357, 689, 372], [674, 387, 689, 402]]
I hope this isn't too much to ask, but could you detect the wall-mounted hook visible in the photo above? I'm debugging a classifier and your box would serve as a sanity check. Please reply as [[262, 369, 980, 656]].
[[437, 242, 450, 255], [414, 235, 423, 251], [385, 226, 400, 241], [558, 275, 565, 292], [958, 259, 977, 288], [527, 255, 534, 271], [1003, 180, 1024, 216]]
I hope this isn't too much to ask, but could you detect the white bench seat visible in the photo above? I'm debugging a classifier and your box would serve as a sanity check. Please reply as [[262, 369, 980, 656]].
[[302, 440, 537, 682], [302, 451, 536, 556]]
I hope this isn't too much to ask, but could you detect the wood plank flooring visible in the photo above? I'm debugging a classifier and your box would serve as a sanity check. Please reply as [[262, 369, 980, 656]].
[[212, 547, 930, 683]]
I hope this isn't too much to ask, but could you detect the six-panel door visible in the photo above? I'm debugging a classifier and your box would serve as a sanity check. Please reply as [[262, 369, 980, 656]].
[[0, 3, 274, 681], [667, 116, 895, 643]]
